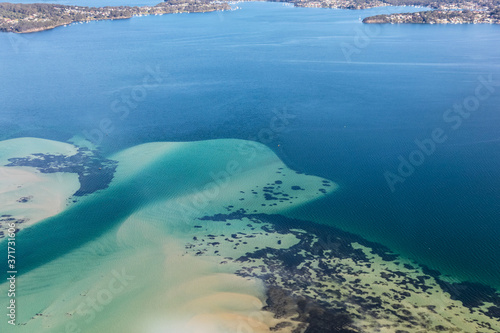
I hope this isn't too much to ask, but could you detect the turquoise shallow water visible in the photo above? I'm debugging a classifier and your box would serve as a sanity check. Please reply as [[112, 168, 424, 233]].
[[1, 2, 499, 288], [1, 138, 348, 333]]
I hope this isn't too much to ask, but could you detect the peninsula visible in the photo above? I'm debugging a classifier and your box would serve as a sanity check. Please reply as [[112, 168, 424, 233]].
[[0, 0, 230, 33], [289, 0, 500, 24]]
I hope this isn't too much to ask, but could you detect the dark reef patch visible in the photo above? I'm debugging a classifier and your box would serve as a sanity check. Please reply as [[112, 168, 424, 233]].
[[291, 186, 304, 191], [199, 211, 500, 327], [199, 212, 396, 262], [264, 287, 357, 333], [5, 147, 117, 196], [422, 265, 500, 312], [0, 215, 24, 239], [16, 196, 33, 203]]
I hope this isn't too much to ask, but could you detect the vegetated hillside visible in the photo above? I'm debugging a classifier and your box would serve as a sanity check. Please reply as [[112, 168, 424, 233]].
[[0, 0, 230, 33]]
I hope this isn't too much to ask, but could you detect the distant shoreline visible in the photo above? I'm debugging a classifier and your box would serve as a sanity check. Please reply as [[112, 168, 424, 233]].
[[0, 1, 231, 33], [8, 16, 132, 34], [1, 1, 499, 34]]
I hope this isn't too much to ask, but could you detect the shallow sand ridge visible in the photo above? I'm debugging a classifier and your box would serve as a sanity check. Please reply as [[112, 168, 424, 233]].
[[110, 139, 339, 220]]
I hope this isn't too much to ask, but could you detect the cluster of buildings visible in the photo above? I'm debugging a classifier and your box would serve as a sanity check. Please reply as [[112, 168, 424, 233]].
[[294, 0, 387, 9], [365, 10, 500, 24]]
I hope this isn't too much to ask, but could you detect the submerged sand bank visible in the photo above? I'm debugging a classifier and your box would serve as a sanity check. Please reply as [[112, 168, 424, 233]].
[[0, 138, 82, 237], [0, 166, 79, 235], [0, 138, 336, 333], [0, 137, 120, 238], [1, 137, 498, 333]]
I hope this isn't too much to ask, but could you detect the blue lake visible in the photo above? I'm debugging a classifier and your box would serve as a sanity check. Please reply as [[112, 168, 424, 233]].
[[1, 2, 499, 288]]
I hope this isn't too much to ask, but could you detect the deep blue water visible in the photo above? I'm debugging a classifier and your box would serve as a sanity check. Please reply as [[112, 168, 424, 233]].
[[1, 2, 499, 287]]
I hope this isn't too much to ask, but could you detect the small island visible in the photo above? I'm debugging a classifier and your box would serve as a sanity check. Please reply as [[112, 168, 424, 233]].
[[0, 0, 231, 33]]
